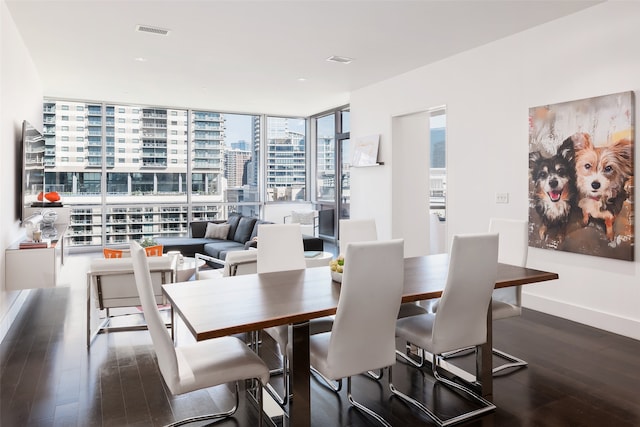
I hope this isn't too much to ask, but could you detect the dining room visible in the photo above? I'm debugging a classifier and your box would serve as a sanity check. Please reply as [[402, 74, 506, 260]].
[[3, 1, 640, 426], [2, 244, 639, 426]]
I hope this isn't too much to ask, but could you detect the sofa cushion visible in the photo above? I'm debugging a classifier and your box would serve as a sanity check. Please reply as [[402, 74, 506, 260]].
[[204, 241, 246, 259], [205, 222, 230, 239], [218, 247, 250, 261], [234, 217, 257, 243], [190, 221, 209, 238], [226, 213, 242, 240], [155, 237, 213, 257]]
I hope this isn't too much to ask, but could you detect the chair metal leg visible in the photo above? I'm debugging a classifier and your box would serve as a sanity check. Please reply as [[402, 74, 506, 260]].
[[441, 345, 474, 359], [367, 369, 383, 380], [166, 381, 263, 427], [492, 348, 527, 374], [395, 341, 425, 368], [310, 366, 343, 392], [256, 330, 290, 407], [389, 353, 496, 427], [264, 353, 289, 407], [347, 376, 391, 427]]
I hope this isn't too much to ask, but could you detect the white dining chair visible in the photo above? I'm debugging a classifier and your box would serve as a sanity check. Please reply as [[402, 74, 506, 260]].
[[129, 241, 270, 427], [426, 218, 529, 375], [338, 218, 378, 254], [257, 223, 306, 273], [256, 223, 307, 407], [390, 233, 498, 426], [437, 218, 529, 374], [340, 218, 425, 322], [308, 239, 405, 426], [488, 217, 529, 373]]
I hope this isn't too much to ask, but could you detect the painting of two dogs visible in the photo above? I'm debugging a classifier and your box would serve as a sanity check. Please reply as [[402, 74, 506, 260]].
[[528, 92, 635, 261]]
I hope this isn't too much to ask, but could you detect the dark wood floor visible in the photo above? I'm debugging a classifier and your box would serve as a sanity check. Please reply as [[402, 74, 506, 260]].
[[2, 255, 640, 427]]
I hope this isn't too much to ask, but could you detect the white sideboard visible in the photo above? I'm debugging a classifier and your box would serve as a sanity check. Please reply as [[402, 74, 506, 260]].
[[6, 208, 70, 290]]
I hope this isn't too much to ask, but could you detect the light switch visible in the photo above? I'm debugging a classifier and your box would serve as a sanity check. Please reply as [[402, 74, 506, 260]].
[[495, 192, 509, 204]]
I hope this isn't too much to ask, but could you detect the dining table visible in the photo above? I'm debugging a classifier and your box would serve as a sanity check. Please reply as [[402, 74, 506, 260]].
[[162, 253, 558, 427]]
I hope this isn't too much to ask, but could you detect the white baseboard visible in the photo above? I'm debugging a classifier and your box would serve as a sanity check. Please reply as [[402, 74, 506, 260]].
[[523, 293, 640, 341], [0, 289, 31, 344]]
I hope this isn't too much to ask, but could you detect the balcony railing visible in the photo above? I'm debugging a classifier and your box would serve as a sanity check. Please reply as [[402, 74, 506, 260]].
[[62, 202, 258, 250]]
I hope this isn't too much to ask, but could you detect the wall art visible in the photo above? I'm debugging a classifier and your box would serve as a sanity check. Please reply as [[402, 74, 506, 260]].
[[528, 91, 635, 261]]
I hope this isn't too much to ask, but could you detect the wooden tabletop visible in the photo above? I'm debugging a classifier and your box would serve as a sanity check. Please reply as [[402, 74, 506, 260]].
[[162, 253, 558, 342]]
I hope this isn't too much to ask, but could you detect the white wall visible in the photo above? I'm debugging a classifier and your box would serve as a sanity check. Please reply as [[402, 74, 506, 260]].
[[0, 0, 44, 341], [391, 111, 430, 257], [350, 2, 640, 340]]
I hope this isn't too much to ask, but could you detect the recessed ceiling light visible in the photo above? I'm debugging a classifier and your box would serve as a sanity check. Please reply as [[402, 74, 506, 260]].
[[297, 78, 307, 82], [326, 55, 353, 64], [134, 57, 147, 62], [136, 24, 170, 36]]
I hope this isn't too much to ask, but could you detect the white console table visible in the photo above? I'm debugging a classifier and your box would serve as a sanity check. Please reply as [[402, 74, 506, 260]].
[[5, 223, 68, 290]]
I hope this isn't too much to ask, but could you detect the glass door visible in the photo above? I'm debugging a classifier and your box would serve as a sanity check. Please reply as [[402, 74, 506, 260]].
[[315, 114, 336, 240], [314, 107, 350, 242], [336, 109, 350, 233], [338, 137, 350, 220]]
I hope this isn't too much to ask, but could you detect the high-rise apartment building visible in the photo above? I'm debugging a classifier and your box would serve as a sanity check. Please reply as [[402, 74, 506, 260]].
[[38, 100, 309, 247], [41, 100, 227, 247], [225, 149, 252, 188], [265, 117, 306, 201]]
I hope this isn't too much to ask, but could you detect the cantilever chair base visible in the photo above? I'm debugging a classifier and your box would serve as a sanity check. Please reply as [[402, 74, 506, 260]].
[[492, 348, 528, 374], [311, 366, 343, 392], [389, 354, 496, 427], [347, 376, 392, 427], [441, 345, 528, 375], [166, 382, 252, 427], [396, 344, 426, 368]]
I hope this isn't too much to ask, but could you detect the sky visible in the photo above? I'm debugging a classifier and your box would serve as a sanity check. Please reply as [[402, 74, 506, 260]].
[[223, 114, 252, 145], [223, 114, 307, 145]]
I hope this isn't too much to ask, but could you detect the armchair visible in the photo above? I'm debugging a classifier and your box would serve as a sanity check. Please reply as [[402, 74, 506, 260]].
[[284, 210, 318, 236], [86, 255, 176, 348], [194, 250, 258, 279]]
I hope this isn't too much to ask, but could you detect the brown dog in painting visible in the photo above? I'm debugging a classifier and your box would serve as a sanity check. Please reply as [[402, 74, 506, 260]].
[[572, 132, 633, 240]]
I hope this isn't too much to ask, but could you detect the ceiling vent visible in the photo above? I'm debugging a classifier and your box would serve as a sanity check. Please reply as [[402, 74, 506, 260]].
[[326, 55, 353, 64], [136, 25, 170, 36]]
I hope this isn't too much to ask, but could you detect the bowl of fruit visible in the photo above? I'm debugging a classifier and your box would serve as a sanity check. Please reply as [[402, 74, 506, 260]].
[[329, 256, 344, 283]]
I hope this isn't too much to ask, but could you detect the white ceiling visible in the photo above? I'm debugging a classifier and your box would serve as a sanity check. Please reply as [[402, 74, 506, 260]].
[[6, 0, 600, 117]]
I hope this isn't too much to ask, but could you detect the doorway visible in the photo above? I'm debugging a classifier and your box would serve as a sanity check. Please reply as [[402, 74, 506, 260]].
[[391, 106, 446, 256]]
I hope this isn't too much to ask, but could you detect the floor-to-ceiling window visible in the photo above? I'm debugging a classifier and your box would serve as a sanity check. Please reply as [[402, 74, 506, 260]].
[[43, 99, 265, 249], [265, 116, 307, 202]]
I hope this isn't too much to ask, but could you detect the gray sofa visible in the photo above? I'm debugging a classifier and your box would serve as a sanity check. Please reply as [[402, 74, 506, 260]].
[[156, 213, 324, 263]]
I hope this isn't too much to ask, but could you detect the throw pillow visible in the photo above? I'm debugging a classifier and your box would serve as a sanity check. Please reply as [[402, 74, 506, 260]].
[[291, 210, 315, 225], [205, 222, 230, 240]]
